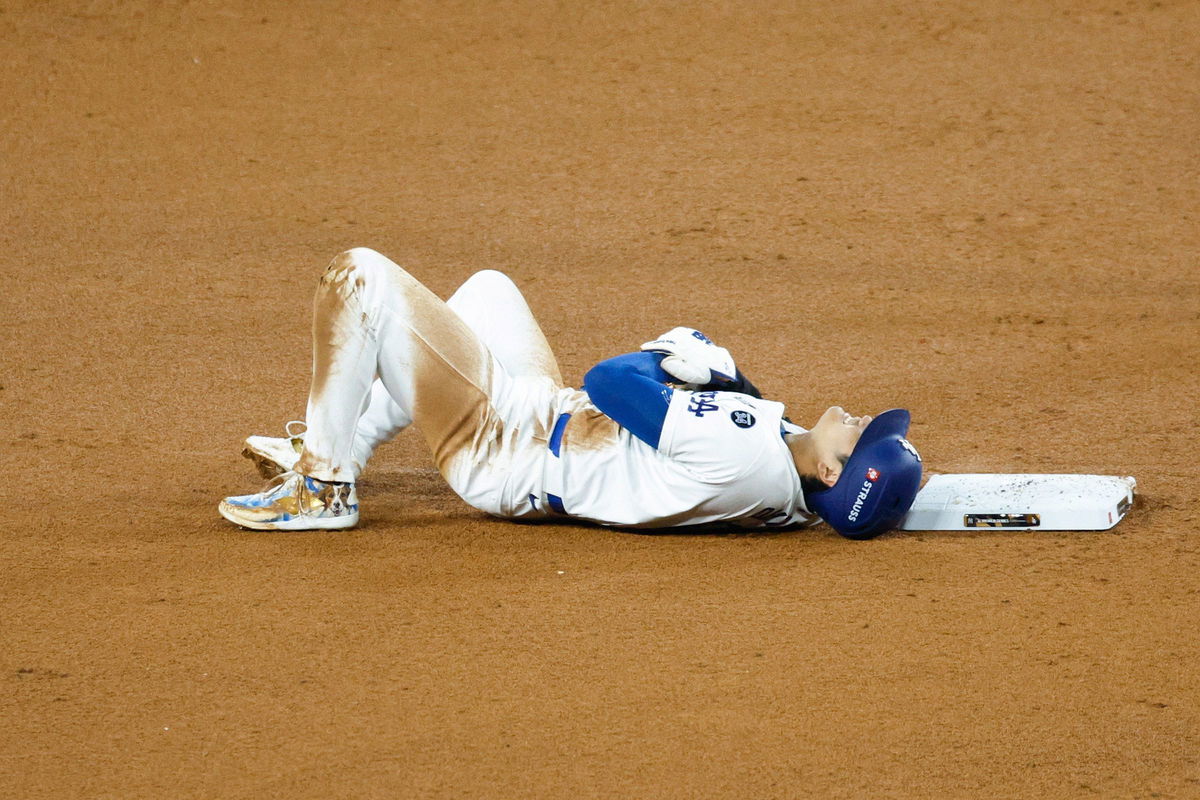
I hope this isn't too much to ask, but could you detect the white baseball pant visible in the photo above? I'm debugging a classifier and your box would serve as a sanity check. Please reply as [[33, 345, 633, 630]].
[[296, 247, 566, 516]]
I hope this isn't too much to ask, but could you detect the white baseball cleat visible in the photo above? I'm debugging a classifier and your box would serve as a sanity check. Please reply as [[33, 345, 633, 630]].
[[242, 420, 306, 479], [219, 471, 359, 531]]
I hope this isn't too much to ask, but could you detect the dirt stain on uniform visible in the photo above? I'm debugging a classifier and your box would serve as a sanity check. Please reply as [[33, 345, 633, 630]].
[[525, 336, 563, 387], [394, 269, 499, 478], [309, 251, 361, 404], [303, 249, 507, 482], [562, 406, 620, 453]]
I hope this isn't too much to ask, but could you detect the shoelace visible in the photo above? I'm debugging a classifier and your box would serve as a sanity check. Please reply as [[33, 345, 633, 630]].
[[261, 471, 296, 492], [284, 420, 307, 440]]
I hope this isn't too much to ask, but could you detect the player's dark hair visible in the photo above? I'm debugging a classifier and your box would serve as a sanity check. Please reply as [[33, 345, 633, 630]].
[[800, 476, 825, 499]]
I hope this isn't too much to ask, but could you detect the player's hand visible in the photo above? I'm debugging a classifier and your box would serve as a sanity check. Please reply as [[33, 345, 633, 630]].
[[640, 327, 737, 386]]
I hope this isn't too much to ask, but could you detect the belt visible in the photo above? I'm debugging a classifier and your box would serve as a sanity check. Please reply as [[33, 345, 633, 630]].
[[534, 412, 571, 515]]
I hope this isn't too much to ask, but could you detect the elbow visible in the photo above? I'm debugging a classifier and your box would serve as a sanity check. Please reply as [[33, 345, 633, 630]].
[[582, 359, 623, 409]]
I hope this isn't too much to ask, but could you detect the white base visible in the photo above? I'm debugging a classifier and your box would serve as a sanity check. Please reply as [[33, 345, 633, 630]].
[[899, 474, 1136, 531]]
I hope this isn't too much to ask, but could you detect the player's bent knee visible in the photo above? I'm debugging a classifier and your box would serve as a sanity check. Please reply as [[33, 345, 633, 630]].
[[323, 247, 405, 288], [473, 268, 515, 284], [463, 269, 519, 295], [341, 247, 390, 274]]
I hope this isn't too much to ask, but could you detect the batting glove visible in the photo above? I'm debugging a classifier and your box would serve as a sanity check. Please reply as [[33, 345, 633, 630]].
[[640, 327, 737, 386]]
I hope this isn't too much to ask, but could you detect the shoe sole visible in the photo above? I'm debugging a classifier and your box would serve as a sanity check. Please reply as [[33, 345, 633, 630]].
[[218, 501, 359, 531]]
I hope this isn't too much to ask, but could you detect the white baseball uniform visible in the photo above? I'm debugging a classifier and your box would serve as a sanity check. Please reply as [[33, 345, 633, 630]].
[[298, 248, 817, 530]]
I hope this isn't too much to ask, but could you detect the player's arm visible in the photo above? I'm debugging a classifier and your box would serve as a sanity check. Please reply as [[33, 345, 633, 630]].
[[582, 352, 675, 449], [581, 349, 766, 450], [583, 326, 766, 449]]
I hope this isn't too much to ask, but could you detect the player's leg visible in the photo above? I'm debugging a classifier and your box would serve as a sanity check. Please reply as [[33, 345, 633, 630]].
[[327, 269, 558, 474], [239, 269, 559, 479], [445, 270, 562, 384], [220, 248, 506, 529], [346, 379, 410, 471], [298, 248, 501, 483]]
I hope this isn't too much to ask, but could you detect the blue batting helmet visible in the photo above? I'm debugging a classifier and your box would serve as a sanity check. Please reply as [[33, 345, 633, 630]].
[[805, 409, 923, 540]]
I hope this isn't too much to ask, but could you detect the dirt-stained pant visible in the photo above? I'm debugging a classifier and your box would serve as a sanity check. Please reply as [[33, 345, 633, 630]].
[[296, 248, 563, 512]]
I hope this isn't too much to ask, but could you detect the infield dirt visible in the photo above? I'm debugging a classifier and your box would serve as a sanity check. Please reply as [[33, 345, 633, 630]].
[[2, 1, 1198, 798]]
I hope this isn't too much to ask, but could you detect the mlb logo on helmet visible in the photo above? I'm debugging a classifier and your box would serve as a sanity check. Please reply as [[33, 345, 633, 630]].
[[805, 409, 923, 540]]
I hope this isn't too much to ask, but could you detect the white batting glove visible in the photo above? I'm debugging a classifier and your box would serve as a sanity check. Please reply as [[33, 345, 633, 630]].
[[640, 327, 737, 386]]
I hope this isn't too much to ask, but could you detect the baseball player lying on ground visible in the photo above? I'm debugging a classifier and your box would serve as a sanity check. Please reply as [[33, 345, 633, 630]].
[[219, 248, 922, 539]]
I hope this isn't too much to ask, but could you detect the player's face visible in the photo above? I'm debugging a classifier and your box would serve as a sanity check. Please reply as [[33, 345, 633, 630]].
[[812, 406, 872, 477]]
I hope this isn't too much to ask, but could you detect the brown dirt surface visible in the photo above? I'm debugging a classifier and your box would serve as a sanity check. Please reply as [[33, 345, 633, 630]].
[[3, 1, 1198, 797]]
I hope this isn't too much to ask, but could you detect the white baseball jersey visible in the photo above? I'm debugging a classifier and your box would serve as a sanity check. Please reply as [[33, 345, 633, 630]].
[[525, 387, 817, 529]]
